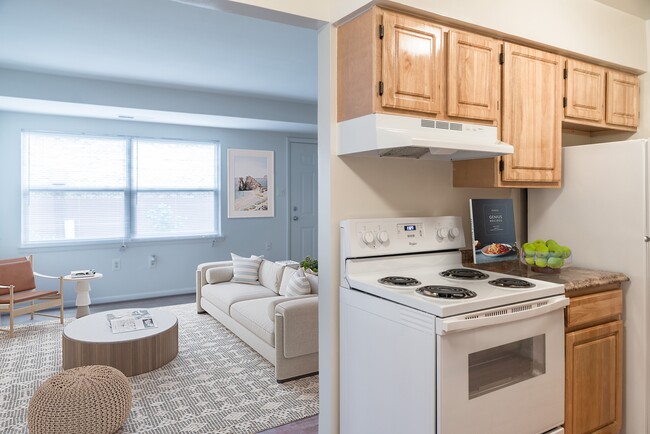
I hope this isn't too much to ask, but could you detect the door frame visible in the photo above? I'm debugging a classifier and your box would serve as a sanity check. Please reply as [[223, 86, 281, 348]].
[[286, 137, 318, 261]]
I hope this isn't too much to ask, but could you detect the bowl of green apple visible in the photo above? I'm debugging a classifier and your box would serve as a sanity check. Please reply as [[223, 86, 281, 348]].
[[520, 239, 572, 274]]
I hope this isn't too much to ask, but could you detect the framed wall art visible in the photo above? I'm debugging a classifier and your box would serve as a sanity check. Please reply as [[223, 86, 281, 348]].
[[227, 149, 274, 218]]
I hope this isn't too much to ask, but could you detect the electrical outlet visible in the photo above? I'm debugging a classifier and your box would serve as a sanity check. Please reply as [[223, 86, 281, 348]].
[[265, 242, 272, 251], [112, 258, 121, 271], [149, 254, 157, 268]]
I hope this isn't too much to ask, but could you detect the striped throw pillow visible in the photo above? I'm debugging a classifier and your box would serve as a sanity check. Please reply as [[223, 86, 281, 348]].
[[285, 267, 311, 297], [230, 253, 263, 284]]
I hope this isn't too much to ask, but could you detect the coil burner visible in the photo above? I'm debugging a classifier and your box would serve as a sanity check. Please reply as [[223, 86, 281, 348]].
[[416, 285, 477, 299]]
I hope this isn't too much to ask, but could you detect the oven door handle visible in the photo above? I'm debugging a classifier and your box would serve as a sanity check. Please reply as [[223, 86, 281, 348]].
[[436, 295, 569, 335]]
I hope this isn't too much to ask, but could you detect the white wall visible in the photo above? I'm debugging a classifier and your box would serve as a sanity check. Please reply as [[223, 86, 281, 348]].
[[0, 111, 312, 306]]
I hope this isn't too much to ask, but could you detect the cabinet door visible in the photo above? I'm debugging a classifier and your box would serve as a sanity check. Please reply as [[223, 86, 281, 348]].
[[606, 71, 640, 128], [565, 320, 623, 434], [501, 43, 562, 183], [565, 59, 606, 122], [447, 30, 500, 121], [381, 12, 443, 115]]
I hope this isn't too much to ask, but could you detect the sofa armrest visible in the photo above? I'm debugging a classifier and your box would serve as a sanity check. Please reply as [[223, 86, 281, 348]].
[[275, 296, 318, 358], [196, 260, 233, 313]]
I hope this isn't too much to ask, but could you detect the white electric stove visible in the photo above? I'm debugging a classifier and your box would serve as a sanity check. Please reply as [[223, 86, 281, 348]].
[[340, 216, 567, 434]]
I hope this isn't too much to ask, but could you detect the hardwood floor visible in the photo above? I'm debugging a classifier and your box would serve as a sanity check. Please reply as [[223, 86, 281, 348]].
[[258, 415, 318, 433]]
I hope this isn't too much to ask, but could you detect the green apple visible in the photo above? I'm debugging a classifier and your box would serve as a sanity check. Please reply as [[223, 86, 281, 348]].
[[548, 245, 563, 258], [523, 242, 536, 256], [546, 239, 560, 249], [533, 239, 546, 246], [525, 256, 535, 265], [535, 257, 548, 267], [548, 257, 564, 268], [560, 246, 572, 259], [535, 245, 549, 258]]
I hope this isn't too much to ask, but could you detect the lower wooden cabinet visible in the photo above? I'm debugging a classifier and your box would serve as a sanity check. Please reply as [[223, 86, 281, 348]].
[[565, 289, 623, 434]]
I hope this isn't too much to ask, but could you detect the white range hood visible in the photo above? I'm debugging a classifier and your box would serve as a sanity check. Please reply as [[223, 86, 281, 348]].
[[338, 113, 514, 160]]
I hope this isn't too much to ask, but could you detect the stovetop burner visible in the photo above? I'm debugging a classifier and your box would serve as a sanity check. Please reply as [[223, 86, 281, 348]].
[[378, 276, 422, 287], [439, 268, 489, 281], [416, 285, 477, 299], [488, 277, 536, 288]]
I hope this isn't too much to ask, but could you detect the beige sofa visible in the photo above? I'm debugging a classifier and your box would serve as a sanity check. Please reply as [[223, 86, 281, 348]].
[[196, 259, 318, 382]]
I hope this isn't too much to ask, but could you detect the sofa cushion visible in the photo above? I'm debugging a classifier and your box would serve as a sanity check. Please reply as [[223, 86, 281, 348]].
[[279, 267, 297, 296], [230, 297, 277, 347], [258, 260, 285, 294], [206, 266, 233, 284], [202, 282, 276, 315], [230, 253, 263, 284], [285, 267, 311, 297], [305, 270, 318, 294]]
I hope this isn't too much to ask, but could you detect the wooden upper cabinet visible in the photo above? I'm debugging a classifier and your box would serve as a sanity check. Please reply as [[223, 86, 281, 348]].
[[606, 70, 640, 128], [380, 12, 443, 115], [447, 30, 500, 122], [501, 43, 562, 183], [565, 59, 606, 123]]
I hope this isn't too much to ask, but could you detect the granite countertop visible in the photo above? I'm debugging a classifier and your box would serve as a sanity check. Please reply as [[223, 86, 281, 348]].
[[461, 250, 629, 293]]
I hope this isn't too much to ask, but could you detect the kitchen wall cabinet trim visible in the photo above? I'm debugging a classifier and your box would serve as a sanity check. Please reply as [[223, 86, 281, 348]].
[[446, 30, 500, 122], [381, 13, 444, 115], [606, 70, 640, 128], [564, 58, 606, 123]]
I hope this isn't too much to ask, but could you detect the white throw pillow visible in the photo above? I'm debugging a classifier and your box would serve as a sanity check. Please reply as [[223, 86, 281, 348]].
[[206, 266, 234, 284], [230, 253, 263, 284], [285, 267, 311, 297], [258, 259, 285, 294], [279, 267, 297, 296], [304, 269, 318, 294]]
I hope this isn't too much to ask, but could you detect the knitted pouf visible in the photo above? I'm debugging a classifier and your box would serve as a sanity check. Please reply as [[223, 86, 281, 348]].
[[28, 365, 132, 434]]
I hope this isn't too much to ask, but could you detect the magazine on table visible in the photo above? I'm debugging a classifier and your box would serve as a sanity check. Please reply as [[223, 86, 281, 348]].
[[107, 309, 157, 334]]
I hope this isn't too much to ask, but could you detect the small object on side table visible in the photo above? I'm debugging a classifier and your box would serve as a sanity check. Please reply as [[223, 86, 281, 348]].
[[63, 272, 103, 318]]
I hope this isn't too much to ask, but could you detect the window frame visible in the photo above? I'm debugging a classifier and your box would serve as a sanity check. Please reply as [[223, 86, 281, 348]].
[[20, 130, 222, 248]]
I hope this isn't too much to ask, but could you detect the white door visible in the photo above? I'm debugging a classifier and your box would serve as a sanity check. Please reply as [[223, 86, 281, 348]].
[[289, 139, 317, 262]]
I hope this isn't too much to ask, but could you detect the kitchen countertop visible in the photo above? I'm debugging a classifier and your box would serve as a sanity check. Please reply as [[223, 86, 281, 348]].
[[461, 250, 629, 294]]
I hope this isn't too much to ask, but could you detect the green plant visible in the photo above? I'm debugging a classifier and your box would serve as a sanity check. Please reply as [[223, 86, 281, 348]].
[[300, 256, 318, 273]]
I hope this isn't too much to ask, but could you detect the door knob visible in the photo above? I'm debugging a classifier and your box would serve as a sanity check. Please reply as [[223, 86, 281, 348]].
[[293, 216, 299, 221]]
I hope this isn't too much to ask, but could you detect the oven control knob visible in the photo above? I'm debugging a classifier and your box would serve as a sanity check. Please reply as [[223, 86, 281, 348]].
[[362, 231, 375, 245], [437, 228, 448, 239], [449, 227, 460, 239], [377, 230, 389, 244]]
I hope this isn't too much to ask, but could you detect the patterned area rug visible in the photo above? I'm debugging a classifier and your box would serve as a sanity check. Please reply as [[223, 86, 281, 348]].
[[0, 303, 319, 433]]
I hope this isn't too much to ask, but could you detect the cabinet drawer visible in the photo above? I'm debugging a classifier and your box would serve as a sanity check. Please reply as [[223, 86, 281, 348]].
[[566, 289, 622, 329]]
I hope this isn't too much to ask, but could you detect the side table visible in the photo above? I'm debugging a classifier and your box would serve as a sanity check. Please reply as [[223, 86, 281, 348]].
[[63, 273, 103, 318]]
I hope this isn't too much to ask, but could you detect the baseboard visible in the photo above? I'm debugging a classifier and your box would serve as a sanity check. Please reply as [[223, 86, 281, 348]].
[[62, 287, 195, 308]]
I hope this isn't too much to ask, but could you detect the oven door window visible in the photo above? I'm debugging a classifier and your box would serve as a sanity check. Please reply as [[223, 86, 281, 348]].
[[468, 334, 545, 399]]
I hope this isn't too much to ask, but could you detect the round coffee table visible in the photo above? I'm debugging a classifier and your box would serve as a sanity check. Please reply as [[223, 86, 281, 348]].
[[62, 308, 178, 377]]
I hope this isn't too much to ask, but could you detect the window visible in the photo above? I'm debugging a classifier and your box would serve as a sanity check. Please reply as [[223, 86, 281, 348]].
[[21, 132, 220, 245]]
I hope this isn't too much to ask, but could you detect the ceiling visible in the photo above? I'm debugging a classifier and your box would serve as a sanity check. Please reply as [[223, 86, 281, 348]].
[[595, 0, 650, 19], [0, 0, 318, 103]]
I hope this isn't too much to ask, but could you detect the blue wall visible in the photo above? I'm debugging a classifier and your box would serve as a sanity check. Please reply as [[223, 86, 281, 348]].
[[0, 111, 313, 306]]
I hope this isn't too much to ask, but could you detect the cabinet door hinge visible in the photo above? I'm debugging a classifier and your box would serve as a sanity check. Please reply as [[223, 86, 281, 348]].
[[379, 81, 384, 96], [379, 24, 384, 39], [499, 159, 504, 172], [563, 97, 567, 108], [499, 52, 505, 65], [563, 68, 568, 79]]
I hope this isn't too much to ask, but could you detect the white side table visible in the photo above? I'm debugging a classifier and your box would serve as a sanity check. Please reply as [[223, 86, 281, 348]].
[[63, 273, 103, 318]]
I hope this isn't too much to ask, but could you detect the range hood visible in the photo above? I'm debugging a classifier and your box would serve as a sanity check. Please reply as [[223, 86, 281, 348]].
[[337, 114, 514, 160]]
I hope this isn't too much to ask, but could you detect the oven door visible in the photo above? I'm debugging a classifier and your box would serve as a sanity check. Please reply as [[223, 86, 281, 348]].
[[436, 295, 568, 434]]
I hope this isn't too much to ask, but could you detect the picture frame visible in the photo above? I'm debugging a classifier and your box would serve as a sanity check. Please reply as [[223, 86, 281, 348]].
[[227, 149, 274, 218]]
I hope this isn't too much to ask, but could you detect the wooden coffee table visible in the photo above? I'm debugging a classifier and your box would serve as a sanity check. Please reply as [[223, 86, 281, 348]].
[[62, 308, 178, 377]]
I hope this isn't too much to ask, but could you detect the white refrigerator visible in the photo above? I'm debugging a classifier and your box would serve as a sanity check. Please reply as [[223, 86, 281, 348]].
[[528, 139, 649, 434]]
